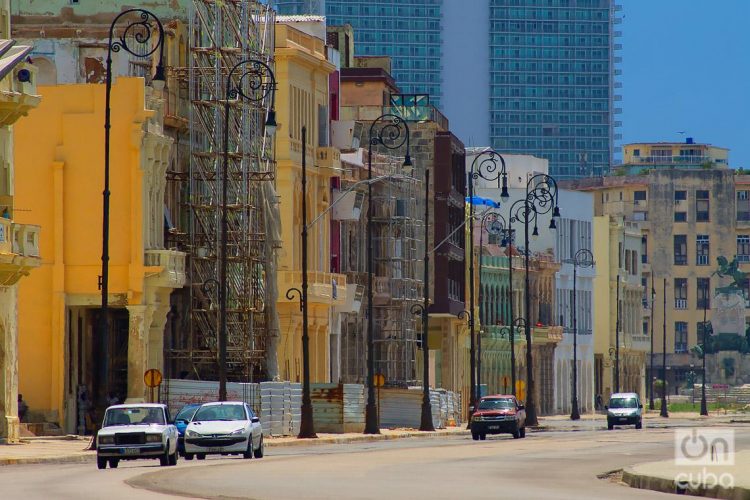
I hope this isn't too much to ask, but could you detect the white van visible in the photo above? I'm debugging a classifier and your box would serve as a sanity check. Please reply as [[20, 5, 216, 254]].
[[605, 392, 643, 430]]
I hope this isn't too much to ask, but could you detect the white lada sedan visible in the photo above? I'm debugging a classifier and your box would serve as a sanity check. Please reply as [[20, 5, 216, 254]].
[[183, 401, 264, 460], [96, 403, 178, 469]]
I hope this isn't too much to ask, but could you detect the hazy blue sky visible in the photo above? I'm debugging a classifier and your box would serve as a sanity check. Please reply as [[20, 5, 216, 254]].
[[621, 0, 750, 168]]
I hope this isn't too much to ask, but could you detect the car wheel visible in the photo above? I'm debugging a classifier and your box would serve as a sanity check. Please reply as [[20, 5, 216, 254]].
[[519, 427, 526, 438], [635, 420, 642, 430], [169, 448, 178, 466], [108, 458, 119, 469], [253, 435, 264, 459], [196, 453, 206, 460], [512, 425, 520, 439], [184, 453, 194, 461], [97, 457, 107, 470], [159, 442, 170, 466], [607, 422, 614, 430], [471, 432, 479, 441], [243, 436, 254, 459], [479, 433, 487, 441]]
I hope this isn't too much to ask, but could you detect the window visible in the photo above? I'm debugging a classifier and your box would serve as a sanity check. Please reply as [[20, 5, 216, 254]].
[[674, 322, 688, 353], [634, 191, 647, 202], [674, 211, 687, 222], [674, 278, 687, 309], [696, 235, 710, 265], [737, 191, 750, 221], [633, 149, 640, 157], [673, 235, 687, 265], [696, 190, 709, 222], [697, 277, 710, 309], [738, 235, 750, 262], [674, 190, 687, 201], [641, 235, 648, 263]]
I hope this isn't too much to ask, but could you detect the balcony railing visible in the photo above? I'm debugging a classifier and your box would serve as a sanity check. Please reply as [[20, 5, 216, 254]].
[[674, 299, 687, 310], [627, 155, 713, 165], [12, 223, 41, 258], [144, 249, 187, 288]]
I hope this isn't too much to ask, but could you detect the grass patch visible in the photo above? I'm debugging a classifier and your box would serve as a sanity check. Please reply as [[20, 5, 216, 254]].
[[652, 401, 749, 413]]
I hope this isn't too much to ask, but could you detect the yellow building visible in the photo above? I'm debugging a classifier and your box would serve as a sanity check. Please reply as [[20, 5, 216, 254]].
[[0, 1, 42, 441], [274, 22, 347, 383], [14, 78, 185, 433], [592, 215, 647, 402]]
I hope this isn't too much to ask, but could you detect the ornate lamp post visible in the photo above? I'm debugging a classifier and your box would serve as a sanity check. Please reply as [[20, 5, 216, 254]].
[[476, 210, 506, 401], [220, 60, 277, 402], [101, 10, 165, 387], [649, 276, 656, 410], [409, 169, 434, 432], [365, 115, 412, 434], [466, 149, 509, 416], [563, 248, 594, 420], [498, 317, 525, 398], [506, 174, 560, 426], [660, 277, 669, 418], [700, 279, 710, 416]]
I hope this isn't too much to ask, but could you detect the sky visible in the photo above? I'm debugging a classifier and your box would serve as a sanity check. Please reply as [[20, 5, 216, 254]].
[[621, 0, 750, 168]]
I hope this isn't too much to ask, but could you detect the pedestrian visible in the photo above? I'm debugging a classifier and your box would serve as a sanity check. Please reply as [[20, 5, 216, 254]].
[[107, 391, 120, 406], [18, 394, 29, 422], [595, 394, 603, 411]]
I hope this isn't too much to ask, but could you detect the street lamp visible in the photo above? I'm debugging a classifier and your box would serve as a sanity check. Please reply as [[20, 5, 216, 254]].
[[409, 169, 434, 432], [477, 210, 506, 402], [507, 174, 560, 426], [284, 126, 317, 438], [101, 9, 165, 392], [660, 277, 669, 418], [563, 248, 594, 420], [649, 276, 655, 410], [220, 59, 276, 402], [365, 114, 412, 434], [615, 273, 621, 394], [466, 149, 508, 418], [700, 279, 710, 416], [498, 317, 525, 398]]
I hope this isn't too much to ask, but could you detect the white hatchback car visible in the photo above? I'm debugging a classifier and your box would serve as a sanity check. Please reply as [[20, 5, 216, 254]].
[[183, 402, 264, 460]]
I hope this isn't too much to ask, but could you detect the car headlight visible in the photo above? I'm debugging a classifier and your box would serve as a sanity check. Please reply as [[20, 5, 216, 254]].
[[146, 434, 162, 443], [186, 429, 200, 438], [473, 415, 482, 422], [230, 428, 245, 435], [99, 435, 114, 445]]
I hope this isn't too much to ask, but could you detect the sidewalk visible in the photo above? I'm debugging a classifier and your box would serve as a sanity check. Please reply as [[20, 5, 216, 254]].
[[0, 427, 469, 466], [623, 450, 750, 499]]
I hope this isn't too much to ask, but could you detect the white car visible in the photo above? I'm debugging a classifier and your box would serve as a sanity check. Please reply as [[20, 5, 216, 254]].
[[183, 402, 264, 460], [96, 403, 179, 469]]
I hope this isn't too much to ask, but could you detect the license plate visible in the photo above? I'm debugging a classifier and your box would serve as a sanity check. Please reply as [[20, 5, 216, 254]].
[[618, 418, 628, 422], [121, 448, 140, 455], [208, 447, 223, 453], [488, 425, 499, 430]]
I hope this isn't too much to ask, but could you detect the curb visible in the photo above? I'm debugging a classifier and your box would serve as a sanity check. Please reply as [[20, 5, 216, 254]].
[[622, 467, 750, 500], [0, 429, 470, 466]]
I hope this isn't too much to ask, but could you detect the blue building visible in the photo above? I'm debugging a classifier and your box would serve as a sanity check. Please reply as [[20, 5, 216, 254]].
[[275, 0, 443, 107], [276, 0, 621, 179]]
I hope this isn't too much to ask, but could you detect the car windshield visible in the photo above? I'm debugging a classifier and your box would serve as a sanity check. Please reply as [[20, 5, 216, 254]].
[[478, 399, 515, 410], [193, 404, 247, 422], [104, 407, 165, 427], [609, 397, 638, 409], [175, 405, 200, 422]]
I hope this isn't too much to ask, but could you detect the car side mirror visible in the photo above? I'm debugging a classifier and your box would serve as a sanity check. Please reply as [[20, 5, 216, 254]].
[[468, 405, 475, 413], [639, 404, 643, 409], [251, 416, 260, 423], [517, 405, 525, 410]]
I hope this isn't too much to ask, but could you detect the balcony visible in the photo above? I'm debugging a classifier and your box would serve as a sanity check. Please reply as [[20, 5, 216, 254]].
[[144, 249, 187, 288], [674, 299, 687, 310], [629, 334, 651, 352], [0, 222, 41, 285], [280, 270, 347, 306], [317, 146, 341, 171]]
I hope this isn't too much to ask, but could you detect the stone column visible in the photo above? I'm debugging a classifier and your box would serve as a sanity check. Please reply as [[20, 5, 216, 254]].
[[126, 305, 149, 403], [0, 285, 19, 442]]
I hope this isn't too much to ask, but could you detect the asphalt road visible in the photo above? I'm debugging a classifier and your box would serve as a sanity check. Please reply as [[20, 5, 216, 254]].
[[3, 421, 749, 500]]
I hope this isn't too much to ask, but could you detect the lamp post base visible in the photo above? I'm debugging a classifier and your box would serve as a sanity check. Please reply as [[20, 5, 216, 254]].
[[364, 402, 380, 434], [700, 397, 708, 416], [648, 400, 655, 411], [660, 401, 669, 418], [570, 398, 580, 421], [298, 402, 317, 439], [419, 399, 435, 432]]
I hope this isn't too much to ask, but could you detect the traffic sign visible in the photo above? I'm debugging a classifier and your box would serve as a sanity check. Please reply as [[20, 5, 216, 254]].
[[515, 380, 526, 402], [144, 368, 163, 388], [374, 373, 385, 387]]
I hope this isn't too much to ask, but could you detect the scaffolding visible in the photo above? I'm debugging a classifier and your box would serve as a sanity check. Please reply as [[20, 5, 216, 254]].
[[370, 154, 424, 386], [167, 0, 278, 382]]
